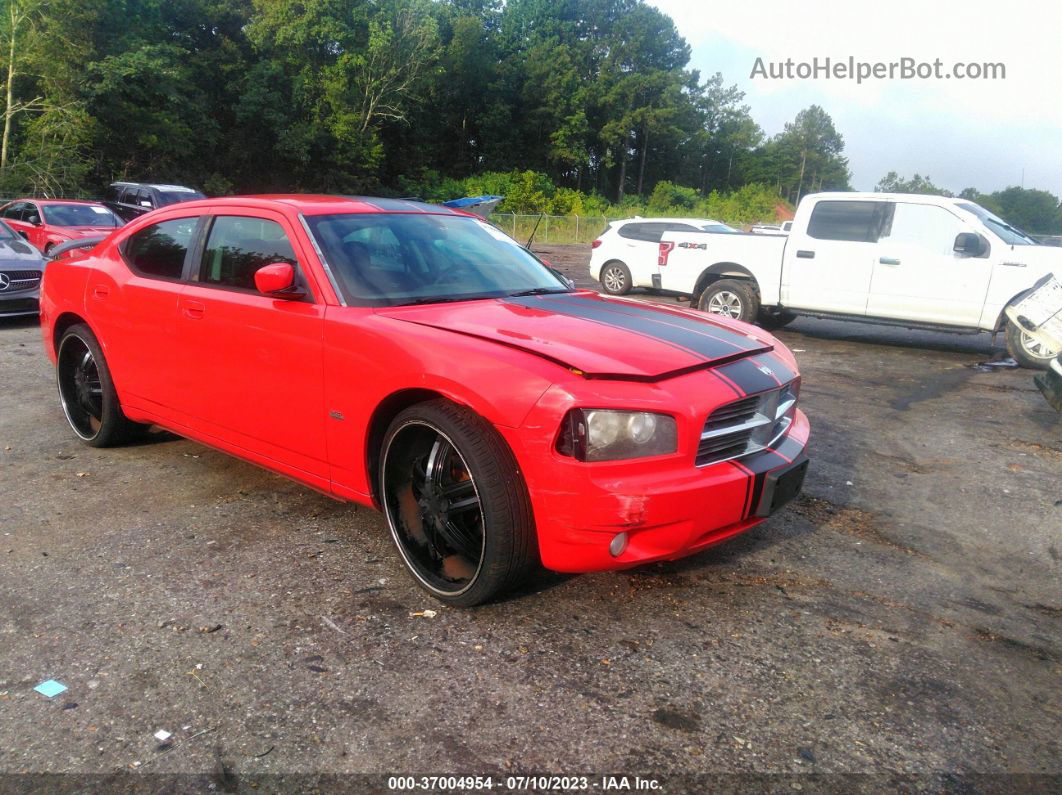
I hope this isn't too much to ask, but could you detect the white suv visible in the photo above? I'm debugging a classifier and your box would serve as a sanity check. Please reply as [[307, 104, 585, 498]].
[[589, 217, 735, 295]]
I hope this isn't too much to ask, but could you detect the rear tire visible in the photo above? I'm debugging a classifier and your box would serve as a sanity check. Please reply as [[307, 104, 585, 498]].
[[599, 261, 632, 295], [1005, 319, 1057, 370], [57, 324, 146, 447], [697, 279, 759, 323], [380, 399, 537, 607]]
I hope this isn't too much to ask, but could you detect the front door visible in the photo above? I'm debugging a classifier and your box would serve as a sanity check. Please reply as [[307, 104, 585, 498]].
[[174, 211, 329, 483], [782, 199, 887, 315], [868, 202, 993, 326]]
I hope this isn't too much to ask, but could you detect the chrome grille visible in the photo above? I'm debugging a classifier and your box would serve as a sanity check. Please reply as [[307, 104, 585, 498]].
[[696, 382, 798, 467], [0, 270, 41, 292]]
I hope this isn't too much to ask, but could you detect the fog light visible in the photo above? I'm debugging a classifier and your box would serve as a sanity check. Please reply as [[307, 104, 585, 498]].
[[609, 532, 628, 557]]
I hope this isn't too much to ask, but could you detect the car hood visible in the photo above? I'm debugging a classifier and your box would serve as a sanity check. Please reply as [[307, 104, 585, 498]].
[[0, 237, 44, 266], [376, 291, 773, 379]]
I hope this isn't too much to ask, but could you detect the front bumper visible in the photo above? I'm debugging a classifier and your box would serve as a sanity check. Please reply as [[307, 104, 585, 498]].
[[502, 406, 810, 573], [0, 290, 40, 317]]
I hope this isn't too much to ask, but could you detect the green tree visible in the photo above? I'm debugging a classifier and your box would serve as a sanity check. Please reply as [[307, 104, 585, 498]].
[[875, 171, 951, 196]]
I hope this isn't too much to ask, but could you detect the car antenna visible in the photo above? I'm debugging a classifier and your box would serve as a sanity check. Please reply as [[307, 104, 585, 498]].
[[524, 213, 544, 250]]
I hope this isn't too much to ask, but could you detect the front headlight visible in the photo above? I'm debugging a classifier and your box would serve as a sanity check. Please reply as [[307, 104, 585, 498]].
[[556, 409, 678, 461]]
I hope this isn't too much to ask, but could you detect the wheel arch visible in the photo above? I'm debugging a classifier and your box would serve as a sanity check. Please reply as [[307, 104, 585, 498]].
[[52, 311, 91, 356], [992, 286, 1039, 332], [691, 263, 760, 301]]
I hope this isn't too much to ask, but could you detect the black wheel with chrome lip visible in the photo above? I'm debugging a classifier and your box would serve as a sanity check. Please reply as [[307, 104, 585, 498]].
[[57, 323, 145, 447], [380, 399, 537, 606]]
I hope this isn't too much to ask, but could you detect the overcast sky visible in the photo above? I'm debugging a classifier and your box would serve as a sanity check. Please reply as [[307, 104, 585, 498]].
[[649, 0, 1062, 196]]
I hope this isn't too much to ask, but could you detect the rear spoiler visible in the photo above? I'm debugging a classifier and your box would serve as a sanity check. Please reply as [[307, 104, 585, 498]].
[[48, 236, 106, 260]]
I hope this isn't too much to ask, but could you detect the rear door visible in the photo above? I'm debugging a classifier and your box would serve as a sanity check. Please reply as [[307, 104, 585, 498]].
[[782, 199, 888, 315], [86, 215, 202, 417], [868, 202, 992, 326], [174, 210, 328, 483]]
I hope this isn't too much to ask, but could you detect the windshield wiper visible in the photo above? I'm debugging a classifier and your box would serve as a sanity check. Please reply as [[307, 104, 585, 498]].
[[506, 287, 572, 297], [393, 294, 499, 306]]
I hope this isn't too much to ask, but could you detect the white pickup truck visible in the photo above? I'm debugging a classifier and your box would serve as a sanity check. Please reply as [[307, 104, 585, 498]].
[[657, 191, 1061, 368]]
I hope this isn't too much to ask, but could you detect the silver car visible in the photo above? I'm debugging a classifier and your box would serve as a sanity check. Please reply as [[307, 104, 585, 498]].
[[0, 219, 46, 317]]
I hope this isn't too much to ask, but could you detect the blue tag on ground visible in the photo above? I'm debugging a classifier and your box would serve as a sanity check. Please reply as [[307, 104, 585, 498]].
[[34, 680, 68, 698]]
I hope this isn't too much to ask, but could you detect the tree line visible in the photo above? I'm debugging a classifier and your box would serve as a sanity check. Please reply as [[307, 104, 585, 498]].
[[0, 0, 851, 213]]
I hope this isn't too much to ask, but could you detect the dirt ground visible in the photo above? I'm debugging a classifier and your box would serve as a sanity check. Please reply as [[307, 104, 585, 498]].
[[0, 244, 1059, 791]]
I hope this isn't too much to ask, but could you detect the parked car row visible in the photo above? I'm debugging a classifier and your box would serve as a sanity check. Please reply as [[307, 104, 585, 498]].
[[590, 192, 1061, 369], [0, 181, 203, 318]]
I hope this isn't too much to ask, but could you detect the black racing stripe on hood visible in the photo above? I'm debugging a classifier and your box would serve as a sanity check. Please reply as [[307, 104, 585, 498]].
[[714, 358, 781, 396], [755, 351, 796, 384], [506, 293, 770, 362]]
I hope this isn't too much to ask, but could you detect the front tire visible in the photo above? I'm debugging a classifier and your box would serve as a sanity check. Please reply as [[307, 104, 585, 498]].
[[380, 399, 537, 607], [697, 279, 759, 323], [599, 261, 632, 295], [56, 324, 146, 446], [1005, 319, 1057, 370]]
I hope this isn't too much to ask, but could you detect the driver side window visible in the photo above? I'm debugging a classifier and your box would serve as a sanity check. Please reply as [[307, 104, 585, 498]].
[[198, 215, 299, 291]]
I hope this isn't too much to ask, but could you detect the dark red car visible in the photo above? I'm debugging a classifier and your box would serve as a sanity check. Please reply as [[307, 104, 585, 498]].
[[0, 199, 123, 255], [39, 196, 809, 605]]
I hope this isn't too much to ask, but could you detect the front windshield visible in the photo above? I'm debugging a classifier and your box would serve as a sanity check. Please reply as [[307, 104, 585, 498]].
[[42, 204, 122, 228], [955, 202, 1038, 246], [305, 213, 570, 306]]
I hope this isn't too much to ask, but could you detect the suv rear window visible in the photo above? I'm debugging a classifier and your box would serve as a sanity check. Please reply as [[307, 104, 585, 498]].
[[807, 201, 888, 243]]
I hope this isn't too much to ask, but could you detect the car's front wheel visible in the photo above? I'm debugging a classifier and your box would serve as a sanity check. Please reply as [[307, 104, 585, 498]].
[[1005, 319, 1057, 369], [56, 323, 146, 446], [599, 261, 632, 295], [380, 399, 537, 606]]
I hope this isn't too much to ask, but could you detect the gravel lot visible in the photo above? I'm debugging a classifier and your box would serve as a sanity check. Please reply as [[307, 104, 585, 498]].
[[0, 244, 1059, 791]]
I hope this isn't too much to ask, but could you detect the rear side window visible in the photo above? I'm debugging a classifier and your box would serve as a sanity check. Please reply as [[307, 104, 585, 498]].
[[124, 217, 198, 279], [807, 201, 888, 242], [198, 216, 297, 290], [618, 222, 647, 241], [618, 222, 695, 243]]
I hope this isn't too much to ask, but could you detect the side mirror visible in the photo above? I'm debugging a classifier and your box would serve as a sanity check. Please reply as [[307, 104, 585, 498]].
[[954, 232, 987, 257], [254, 262, 302, 298], [28, 215, 41, 226]]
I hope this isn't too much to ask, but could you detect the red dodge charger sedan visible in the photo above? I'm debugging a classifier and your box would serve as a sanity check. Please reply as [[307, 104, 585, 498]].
[[39, 196, 809, 605]]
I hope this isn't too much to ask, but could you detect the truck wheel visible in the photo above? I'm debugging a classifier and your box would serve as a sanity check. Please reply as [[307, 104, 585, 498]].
[[759, 309, 797, 330], [697, 279, 759, 323], [380, 399, 538, 607], [1005, 319, 1057, 370], [599, 261, 632, 295]]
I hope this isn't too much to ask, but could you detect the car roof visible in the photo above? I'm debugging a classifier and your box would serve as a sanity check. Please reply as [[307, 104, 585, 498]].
[[806, 191, 967, 207], [3, 198, 107, 207], [110, 182, 201, 192], [614, 217, 725, 226], [163, 195, 468, 217]]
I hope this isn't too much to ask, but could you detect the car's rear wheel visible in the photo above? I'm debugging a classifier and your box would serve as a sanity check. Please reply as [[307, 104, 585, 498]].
[[600, 261, 632, 295], [380, 399, 537, 607], [1005, 319, 1057, 369], [697, 279, 759, 323], [57, 324, 146, 447]]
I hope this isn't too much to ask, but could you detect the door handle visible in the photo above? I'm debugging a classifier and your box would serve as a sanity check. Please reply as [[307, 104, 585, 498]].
[[91, 285, 110, 299], [795, 250, 815, 259], [182, 301, 205, 319], [878, 257, 901, 265]]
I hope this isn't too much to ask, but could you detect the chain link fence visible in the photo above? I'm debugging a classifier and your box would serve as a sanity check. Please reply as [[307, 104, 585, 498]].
[[493, 213, 628, 245]]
